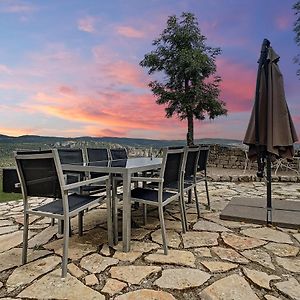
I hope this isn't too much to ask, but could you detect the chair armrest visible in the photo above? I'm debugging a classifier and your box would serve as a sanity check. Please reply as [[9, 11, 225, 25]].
[[62, 175, 109, 191], [15, 183, 21, 188], [131, 176, 164, 183]]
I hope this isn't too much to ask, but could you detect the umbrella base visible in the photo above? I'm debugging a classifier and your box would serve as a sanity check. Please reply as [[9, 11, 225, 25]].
[[220, 197, 300, 229]]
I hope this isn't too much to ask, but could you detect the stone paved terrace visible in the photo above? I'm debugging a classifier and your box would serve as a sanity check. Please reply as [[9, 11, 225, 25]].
[[0, 179, 299, 299]]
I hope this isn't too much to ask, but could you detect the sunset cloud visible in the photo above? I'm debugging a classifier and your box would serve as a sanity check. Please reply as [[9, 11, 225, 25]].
[[116, 25, 145, 38], [77, 16, 96, 33], [0, 0, 37, 13]]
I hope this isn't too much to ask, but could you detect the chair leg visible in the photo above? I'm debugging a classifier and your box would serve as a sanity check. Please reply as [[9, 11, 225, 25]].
[[51, 218, 55, 226], [204, 177, 210, 209], [78, 211, 84, 236], [187, 189, 192, 203], [22, 212, 29, 265], [112, 180, 118, 245], [178, 192, 187, 233], [158, 206, 168, 255], [62, 217, 69, 278], [194, 186, 200, 218], [143, 204, 147, 226], [106, 180, 114, 247]]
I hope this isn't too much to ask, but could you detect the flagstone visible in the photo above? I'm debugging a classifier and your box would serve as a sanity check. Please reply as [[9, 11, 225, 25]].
[[100, 244, 111, 256], [264, 296, 281, 300], [264, 242, 299, 257], [275, 277, 300, 300], [80, 253, 118, 273], [194, 247, 212, 257], [151, 229, 181, 248], [28, 225, 58, 248], [145, 249, 196, 267], [67, 263, 85, 278], [276, 257, 300, 273], [7, 255, 61, 292], [155, 268, 210, 290], [201, 261, 238, 272], [101, 278, 127, 295], [0, 248, 52, 272], [211, 247, 249, 264], [110, 265, 161, 284], [131, 228, 151, 240], [0, 219, 15, 227], [242, 267, 280, 290], [241, 227, 293, 244], [182, 231, 219, 248], [0, 225, 19, 235], [85, 274, 99, 286], [115, 289, 176, 300], [0, 231, 33, 253], [294, 233, 300, 243], [17, 269, 105, 300], [242, 249, 275, 270], [193, 220, 231, 232], [14, 215, 40, 225], [222, 232, 267, 251], [200, 274, 259, 300]]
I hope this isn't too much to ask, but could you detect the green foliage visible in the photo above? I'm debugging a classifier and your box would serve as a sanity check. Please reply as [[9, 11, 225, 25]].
[[294, 1, 300, 77], [140, 12, 227, 145], [0, 180, 22, 203]]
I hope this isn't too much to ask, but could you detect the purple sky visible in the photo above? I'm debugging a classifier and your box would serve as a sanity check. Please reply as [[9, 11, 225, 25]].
[[0, 0, 299, 140]]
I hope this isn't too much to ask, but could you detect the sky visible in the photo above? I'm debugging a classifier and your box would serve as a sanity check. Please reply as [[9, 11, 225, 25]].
[[0, 0, 299, 141]]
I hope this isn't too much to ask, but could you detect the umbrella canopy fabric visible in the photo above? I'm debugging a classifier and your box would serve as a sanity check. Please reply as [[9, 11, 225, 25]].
[[244, 44, 298, 160]]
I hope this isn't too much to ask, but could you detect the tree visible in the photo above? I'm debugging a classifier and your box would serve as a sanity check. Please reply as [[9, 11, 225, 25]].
[[294, 1, 300, 78], [140, 12, 227, 146]]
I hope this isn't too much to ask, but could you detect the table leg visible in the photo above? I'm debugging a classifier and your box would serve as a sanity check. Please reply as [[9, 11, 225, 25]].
[[122, 171, 131, 252]]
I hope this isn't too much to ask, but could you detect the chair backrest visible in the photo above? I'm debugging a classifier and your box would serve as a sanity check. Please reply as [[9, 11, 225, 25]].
[[160, 148, 185, 189], [86, 148, 109, 162], [110, 148, 128, 160], [14, 149, 63, 199], [184, 146, 200, 179], [57, 148, 84, 164], [198, 146, 210, 172]]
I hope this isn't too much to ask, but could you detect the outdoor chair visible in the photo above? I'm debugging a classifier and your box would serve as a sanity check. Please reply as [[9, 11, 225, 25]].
[[196, 146, 210, 209], [127, 148, 186, 254], [110, 148, 128, 160], [14, 149, 111, 278], [84, 148, 110, 194]]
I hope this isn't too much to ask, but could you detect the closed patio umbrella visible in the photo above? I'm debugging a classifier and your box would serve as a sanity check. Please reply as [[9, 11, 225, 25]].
[[244, 38, 298, 223]]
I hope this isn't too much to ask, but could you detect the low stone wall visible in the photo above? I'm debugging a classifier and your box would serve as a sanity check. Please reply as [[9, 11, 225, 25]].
[[207, 144, 299, 171]]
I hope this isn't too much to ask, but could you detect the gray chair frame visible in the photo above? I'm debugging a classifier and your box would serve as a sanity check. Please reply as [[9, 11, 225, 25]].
[[15, 149, 112, 278], [196, 146, 210, 209], [128, 148, 186, 254]]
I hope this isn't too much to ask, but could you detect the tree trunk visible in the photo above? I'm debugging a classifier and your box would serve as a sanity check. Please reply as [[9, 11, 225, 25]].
[[187, 111, 194, 146]]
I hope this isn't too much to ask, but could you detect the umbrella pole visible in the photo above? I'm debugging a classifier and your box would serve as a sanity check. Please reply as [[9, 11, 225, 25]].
[[266, 153, 272, 224]]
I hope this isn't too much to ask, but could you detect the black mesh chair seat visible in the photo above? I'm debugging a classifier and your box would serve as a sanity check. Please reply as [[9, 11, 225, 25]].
[[81, 184, 107, 193], [131, 187, 177, 203], [33, 193, 99, 215]]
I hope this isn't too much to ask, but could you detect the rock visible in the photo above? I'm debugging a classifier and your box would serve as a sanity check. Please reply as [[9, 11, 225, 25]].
[[151, 229, 181, 248], [0, 281, 3, 288], [110, 266, 161, 284], [101, 278, 127, 296], [212, 247, 249, 264], [201, 261, 238, 272], [100, 244, 111, 256], [200, 274, 259, 300], [0, 231, 31, 253], [222, 232, 267, 251], [115, 289, 176, 300], [294, 233, 300, 243], [264, 295, 281, 300], [276, 257, 300, 273], [182, 231, 219, 248], [0, 248, 51, 272], [0, 225, 19, 235], [0, 219, 14, 226], [145, 249, 196, 267], [193, 220, 231, 232], [194, 247, 212, 257], [241, 227, 293, 244], [131, 228, 151, 240], [242, 249, 275, 270], [275, 278, 300, 300], [68, 263, 85, 278], [7, 255, 61, 292], [80, 253, 118, 273], [155, 268, 210, 290], [264, 242, 299, 257], [18, 269, 105, 299], [85, 274, 99, 286], [28, 225, 58, 248], [243, 267, 280, 290]]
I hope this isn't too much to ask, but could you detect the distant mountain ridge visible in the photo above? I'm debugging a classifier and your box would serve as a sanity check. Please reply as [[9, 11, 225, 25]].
[[0, 134, 243, 147]]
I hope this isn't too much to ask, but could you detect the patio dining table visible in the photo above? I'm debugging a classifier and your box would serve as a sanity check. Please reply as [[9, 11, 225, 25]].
[[62, 157, 162, 252]]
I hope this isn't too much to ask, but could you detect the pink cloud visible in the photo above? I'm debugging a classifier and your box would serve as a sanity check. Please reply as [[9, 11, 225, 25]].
[[0, 1, 37, 13], [77, 16, 96, 33], [275, 14, 291, 30], [116, 25, 145, 38]]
